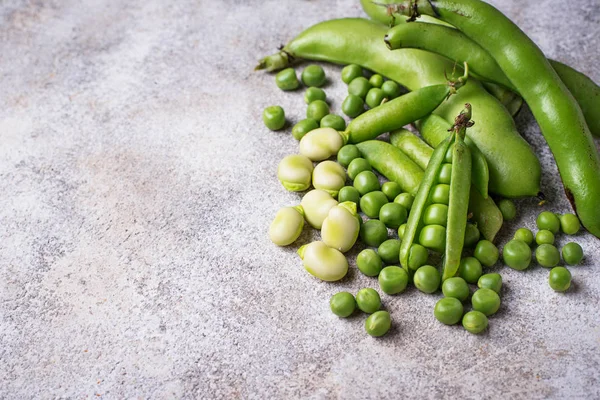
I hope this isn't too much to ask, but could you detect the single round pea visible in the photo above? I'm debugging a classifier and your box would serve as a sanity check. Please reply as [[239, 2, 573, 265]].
[[437, 163, 452, 184], [356, 288, 381, 314], [394, 193, 414, 210], [365, 88, 386, 108], [423, 204, 449, 227], [397, 223, 407, 239], [381, 182, 402, 201], [381, 80, 401, 99], [560, 213, 581, 235], [562, 242, 583, 265], [444, 146, 453, 163], [306, 100, 329, 122], [275, 68, 300, 90], [365, 310, 391, 337], [498, 199, 517, 221], [320, 114, 346, 131], [360, 191, 388, 219], [348, 77, 372, 99], [378, 266, 408, 295], [462, 311, 488, 334], [354, 171, 380, 195], [464, 223, 481, 248], [442, 277, 470, 302], [301, 65, 326, 87], [549, 267, 572, 292], [536, 211, 560, 234], [535, 230, 555, 245], [360, 219, 388, 247], [474, 240, 499, 267], [341, 64, 362, 84], [378, 239, 401, 264], [413, 265, 441, 294], [430, 184, 450, 204], [356, 249, 384, 277], [330, 292, 356, 317], [379, 203, 408, 230], [262, 106, 285, 130], [304, 87, 326, 104], [513, 228, 534, 246], [292, 118, 318, 140], [535, 244, 560, 268], [459, 257, 483, 283], [347, 157, 371, 180], [478, 273, 502, 294], [471, 288, 501, 316], [337, 144, 361, 168], [434, 297, 464, 325], [369, 74, 384, 88], [407, 244, 429, 271], [419, 225, 446, 253], [342, 94, 365, 118], [502, 239, 532, 271], [338, 186, 360, 205]]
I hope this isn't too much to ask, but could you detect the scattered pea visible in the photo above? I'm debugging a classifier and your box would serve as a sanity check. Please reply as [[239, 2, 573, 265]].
[[342, 94, 365, 118], [354, 170, 380, 195], [537, 211, 560, 234], [275, 68, 300, 90], [442, 277, 470, 302], [320, 114, 346, 131], [474, 240, 499, 267], [330, 292, 356, 317], [562, 242, 584, 265], [348, 77, 372, 98], [347, 157, 371, 180], [292, 118, 319, 140], [357, 249, 384, 277], [413, 265, 441, 294], [365, 88, 386, 108], [337, 144, 361, 167], [381, 182, 402, 201], [548, 267, 571, 292], [498, 199, 517, 221], [338, 186, 360, 205], [535, 230, 555, 245], [360, 219, 388, 247], [381, 80, 401, 99], [356, 288, 381, 314], [502, 239, 532, 271], [306, 99, 329, 122], [464, 223, 481, 248], [360, 191, 388, 219], [341, 64, 363, 84], [262, 106, 285, 130], [394, 193, 415, 210], [379, 203, 408, 230], [513, 228, 534, 246], [304, 87, 326, 104], [462, 311, 488, 334], [535, 244, 560, 268], [559, 213, 581, 235], [478, 273, 502, 294], [302, 65, 326, 87], [407, 244, 429, 271], [378, 266, 408, 294], [471, 288, 501, 316], [434, 297, 464, 325], [365, 310, 391, 337], [397, 223, 407, 239], [378, 239, 401, 264], [459, 257, 483, 283], [369, 74, 384, 88]]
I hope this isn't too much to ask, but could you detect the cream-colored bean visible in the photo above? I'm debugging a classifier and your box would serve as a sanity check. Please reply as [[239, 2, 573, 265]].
[[269, 206, 305, 246], [299, 127, 345, 161], [312, 161, 346, 198], [300, 189, 338, 229], [297, 241, 348, 281], [277, 154, 314, 192], [321, 202, 360, 252]]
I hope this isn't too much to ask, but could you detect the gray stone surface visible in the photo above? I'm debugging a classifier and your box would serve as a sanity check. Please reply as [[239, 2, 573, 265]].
[[1, 0, 599, 398]]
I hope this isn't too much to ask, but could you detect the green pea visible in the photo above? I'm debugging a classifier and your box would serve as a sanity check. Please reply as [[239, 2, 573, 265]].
[[365, 310, 391, 337], [292, 118, 318, 140], [365, 88, 386, 108], [337, 144, 361, 168], [306, 100, 329, 122], [434, 297, 464, 325], [360, 191, 388, 219], [462, 311, 488, 334], [548, 267, 572, 292], [502, 239, 532, 271], [330, 292, 356, 317], [356, 288, 381, 314], [407, 244, 429, 271], [262, 106, 285, 130], [347, 157, 371, 180], [442, 277, 470, 302], [275, 68, 300, 90], [357, 249, 383, 277], [478, 273, 502, 294], [394, 193, 414, 210], [378, 239, 401, 264], [463, 223, 481, 248], [423, 204, 449, 227], [535, 230, 555, 245], [474, 240, 499, 267], [444, 146, 453, 163], [381, 80, 401, 99], [536, 211, 560, 234], [320, 114, 346, 131], [304, 87, 326, 104], [354, 171, 380, 195], [498, 199, 517, 221], [360, 219, 388, 247], [342, 94, 365, 118], [302, 65, 326, 87], [338, 186, 360, 206], [471, 288, 501, 316], [413, 265, 441, 294], [419, 225, 446, 253], [369, 74, 384, 88], [513, 228, 534, 246], [562, 242, 583, 265], [458, 257, 483, 283], [378, 266, 408, 295], [341, 64, 363, 84], [535, 244, 560, 268], [381, 182, 402, 201], [430, 184, 450, 204], [379, 203, 408, 230], [348, 77, 372, 99], [560, 213, 581, 235], [437, 163, 452, 184], [398, 224, 407, 240]]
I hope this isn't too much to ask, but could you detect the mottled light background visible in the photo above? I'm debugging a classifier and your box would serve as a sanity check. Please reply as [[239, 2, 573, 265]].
[[1, 0, 599, 398]]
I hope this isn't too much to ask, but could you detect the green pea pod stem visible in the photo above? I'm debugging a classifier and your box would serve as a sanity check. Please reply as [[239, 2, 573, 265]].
[[255, 18, 540, 198], [384, 21, 600, 137], [389, 0, 600, 237], [389, 129, 433, 169], [355, 141, 424, 195]]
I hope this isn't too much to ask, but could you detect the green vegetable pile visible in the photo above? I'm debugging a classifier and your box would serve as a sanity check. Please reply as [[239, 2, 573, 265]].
[[262, 0, 595, 337]]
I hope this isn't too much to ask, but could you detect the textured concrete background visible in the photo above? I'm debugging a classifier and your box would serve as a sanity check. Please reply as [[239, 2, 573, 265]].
[[1, 0, 599, 398]]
